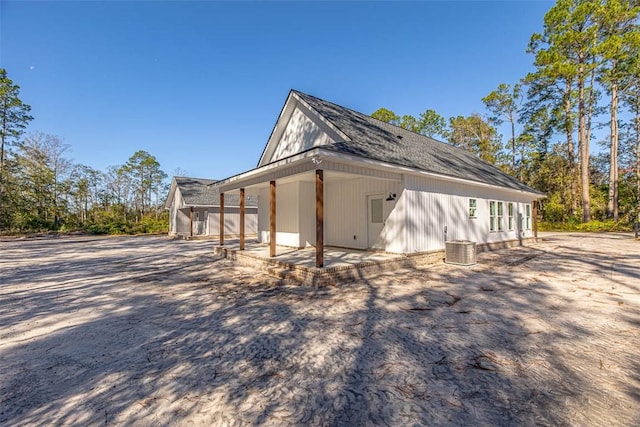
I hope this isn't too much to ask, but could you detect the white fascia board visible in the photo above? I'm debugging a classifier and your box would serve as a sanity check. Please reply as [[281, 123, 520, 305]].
[[217, 148, 322, 192], [257, 92, 297, 167], [218, 146, 544, 199], [257, 92, 351, 168], [181, 205, 257, 209], [164, 179, 178, 209]]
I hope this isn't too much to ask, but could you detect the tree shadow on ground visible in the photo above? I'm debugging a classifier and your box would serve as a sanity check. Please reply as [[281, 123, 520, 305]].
[[1, 234, 638, 425]]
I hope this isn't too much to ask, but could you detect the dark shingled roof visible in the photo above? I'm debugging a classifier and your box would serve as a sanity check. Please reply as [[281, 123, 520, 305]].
[[174, 177, 257, 207], [293, 90, 543, 195]]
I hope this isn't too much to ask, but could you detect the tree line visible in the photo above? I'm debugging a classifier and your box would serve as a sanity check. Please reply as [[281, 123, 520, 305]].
[[372, 0, 640, 228], [3, 0, 639, 234], [0, 69, 170, 234]]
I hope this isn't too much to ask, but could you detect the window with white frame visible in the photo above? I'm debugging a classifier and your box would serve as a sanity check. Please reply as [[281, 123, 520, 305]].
[[469, 198, 477, 218], [525, 204, 531, 230], [371, 198, 383, 223], [489, 201, 496, 231], [508, 203, 514, 231], [497, 202, 504, 231]]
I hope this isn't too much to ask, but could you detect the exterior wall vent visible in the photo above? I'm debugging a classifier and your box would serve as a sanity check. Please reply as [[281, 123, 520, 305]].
[[445, 240, 477, 265]]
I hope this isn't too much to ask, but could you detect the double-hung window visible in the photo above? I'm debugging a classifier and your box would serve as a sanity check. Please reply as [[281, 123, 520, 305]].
[[469, 199, 477, 218], [508, 203, 514, 231], [489, 201, 496, 232], [525, 204, 531, 230], [490, 201, 504, 232]]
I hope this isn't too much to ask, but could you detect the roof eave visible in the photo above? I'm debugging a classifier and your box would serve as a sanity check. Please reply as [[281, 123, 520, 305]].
[[215, 146, 545, 198], [316, 148, 546, 198]]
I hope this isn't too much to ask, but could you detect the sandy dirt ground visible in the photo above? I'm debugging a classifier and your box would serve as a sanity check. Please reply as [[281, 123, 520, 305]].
[[1, 233, 639, 426]]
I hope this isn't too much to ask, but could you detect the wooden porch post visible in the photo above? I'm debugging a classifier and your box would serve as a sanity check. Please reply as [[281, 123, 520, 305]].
[[219, 193, 224, 246], [190, 206, 194, 238], [316, 170, 324, 268], [239, 188, 245, 251], [270, 180, 276, 257], [533, 200, 539, 240]]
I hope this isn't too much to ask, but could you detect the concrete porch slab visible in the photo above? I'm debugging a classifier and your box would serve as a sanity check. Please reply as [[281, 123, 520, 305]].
[[213, 239, 445, 287]]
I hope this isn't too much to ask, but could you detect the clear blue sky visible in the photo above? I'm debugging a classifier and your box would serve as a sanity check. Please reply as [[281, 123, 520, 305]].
[[1, 1, 554, 180]]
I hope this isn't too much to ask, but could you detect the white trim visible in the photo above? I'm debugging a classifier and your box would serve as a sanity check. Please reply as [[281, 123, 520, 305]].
[[525, 203, 532, 230], [318, 149, 544, 198], [217, 146, 544, 199], [257, 91, 351, 167], [468, 198, 477, 218], [507, 202, 514, 231], [179, 205, 257, 209], [164, 178, 179, 209]]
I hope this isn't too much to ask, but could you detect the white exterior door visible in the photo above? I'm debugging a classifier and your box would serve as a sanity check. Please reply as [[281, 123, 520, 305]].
[[367, 194, 385, 249]]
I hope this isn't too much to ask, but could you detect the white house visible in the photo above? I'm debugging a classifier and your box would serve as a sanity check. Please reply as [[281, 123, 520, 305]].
[[165, 176, 257, 238], [212, 90, 544, 266]]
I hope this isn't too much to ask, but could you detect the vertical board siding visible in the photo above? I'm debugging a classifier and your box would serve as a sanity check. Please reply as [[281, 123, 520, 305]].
[[258, 188, 270, 243], [258, 182, 301, 247], [251, 172, 536, 252], [176, 209, 191, 235], [276, 182, 299, 247], [208, 207, 257, 236], [268, 106, 335, 163], [299, 181, 316, 247], [169, 183, 258, 237], [326, 177, 403, 251], [403, 175, 536, 252]]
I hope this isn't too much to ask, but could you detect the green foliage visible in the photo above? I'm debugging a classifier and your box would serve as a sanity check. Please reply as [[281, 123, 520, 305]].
[[539, 219, 633, 231], [482, 83, 523, 175], [0, 69, 171, 237], [528, 0, 604, 222], [0, 69, 33, 152], [123, 150, 166, 218], [85, 210, 168, 235], [399, 115, 421, 133], [0, 68, 34, 228], [138, 212, 169, 234], [371, 107, 447, 139], [370, 106, 504, 166], [1, 134, 171, 235], [418, 109, 446, 138], [445, 114, 503, 164], [371, 108, 399, 125]]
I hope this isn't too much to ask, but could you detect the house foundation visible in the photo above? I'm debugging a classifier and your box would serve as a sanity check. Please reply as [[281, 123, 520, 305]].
[[212, 237, 537, 287]]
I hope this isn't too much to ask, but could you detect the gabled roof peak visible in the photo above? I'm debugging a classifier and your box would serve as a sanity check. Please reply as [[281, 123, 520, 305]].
[[282, 90, 542, 194]]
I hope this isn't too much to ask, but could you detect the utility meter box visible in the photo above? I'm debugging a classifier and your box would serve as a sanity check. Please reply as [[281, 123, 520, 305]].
[[445, 240, 477, 266]]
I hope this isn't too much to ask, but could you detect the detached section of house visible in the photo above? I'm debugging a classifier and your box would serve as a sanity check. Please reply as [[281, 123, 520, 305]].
[[165, 176, 258, 239], [214, 90, 544, 266]]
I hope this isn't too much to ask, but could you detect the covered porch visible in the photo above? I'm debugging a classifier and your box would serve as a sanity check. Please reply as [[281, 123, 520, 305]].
[[213, 150, 407, 269]]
